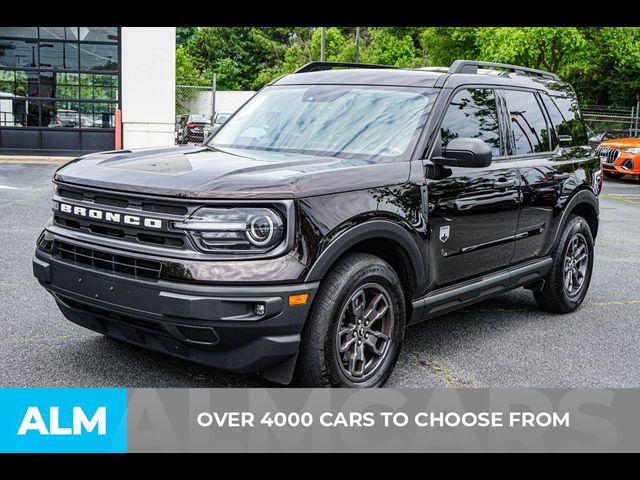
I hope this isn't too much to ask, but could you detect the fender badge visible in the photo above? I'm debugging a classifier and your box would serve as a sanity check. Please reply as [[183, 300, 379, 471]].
[[439, 225, 450, 243]]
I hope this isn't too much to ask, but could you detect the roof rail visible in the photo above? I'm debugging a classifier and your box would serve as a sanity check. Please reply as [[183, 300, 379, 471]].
[[294, 62, 397, 74], [448, 60, 560, 81]]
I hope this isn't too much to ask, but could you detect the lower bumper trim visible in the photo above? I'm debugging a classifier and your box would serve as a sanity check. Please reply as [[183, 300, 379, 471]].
[[34, 249, 318, 383]]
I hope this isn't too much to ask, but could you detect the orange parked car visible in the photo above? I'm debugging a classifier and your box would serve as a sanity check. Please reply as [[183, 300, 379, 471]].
[[596, 137, 640, 178]]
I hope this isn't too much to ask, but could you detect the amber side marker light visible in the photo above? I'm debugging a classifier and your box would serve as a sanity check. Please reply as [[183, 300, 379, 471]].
[[288, 293, 309, 306]]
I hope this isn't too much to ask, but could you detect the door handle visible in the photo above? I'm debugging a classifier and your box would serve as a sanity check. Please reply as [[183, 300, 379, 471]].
[[493, 179, 515, 189], [553, 173, 571, 181]]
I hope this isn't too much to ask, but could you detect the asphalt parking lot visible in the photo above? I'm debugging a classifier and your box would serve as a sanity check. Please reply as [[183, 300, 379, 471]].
[[1, 162, 639, 388]]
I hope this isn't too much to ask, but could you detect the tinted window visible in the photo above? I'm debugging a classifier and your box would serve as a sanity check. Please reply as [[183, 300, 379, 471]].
[[502, 90, 551, 155], [549, 94, 587, 146], [540, 93, 564, 147], [0, 27, 37, 38], [39, 41, 79, 70], [189, 115, 209, 123], [80, 27, 118, 43], [39, 27, 78, 41], [0, 26, 119, 132], [80, 43, 118, 71], [440, 88, 500, 157], [502, 90, 551, 154], [0, 39, 34, 68], [80, 73, 118, 100]]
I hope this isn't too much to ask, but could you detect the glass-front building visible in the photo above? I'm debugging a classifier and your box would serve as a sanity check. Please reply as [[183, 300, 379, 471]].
[[0, 27, 120, 154]]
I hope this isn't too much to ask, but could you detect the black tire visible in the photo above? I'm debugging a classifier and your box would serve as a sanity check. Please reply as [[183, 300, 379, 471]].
[[533, 214, 594, 313], [604, 171, 623, 179], [293, 252, 406, 388]]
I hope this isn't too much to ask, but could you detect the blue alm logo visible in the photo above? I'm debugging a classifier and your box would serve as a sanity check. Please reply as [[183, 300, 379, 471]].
[[0, 388, 127, 453]]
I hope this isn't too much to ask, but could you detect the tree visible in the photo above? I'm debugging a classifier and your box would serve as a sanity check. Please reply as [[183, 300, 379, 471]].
[[475, 27, 586, 73], [359, 28, 420, 67], [176, 27, 198, 46], [175, 45, 210, 86], [176, 27, 640, 106], [418, 28, 479, 67], [183, 27, 296, 90]]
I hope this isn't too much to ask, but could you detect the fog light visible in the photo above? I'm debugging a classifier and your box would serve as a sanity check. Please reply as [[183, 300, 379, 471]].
[[254, 304, 266, 316]]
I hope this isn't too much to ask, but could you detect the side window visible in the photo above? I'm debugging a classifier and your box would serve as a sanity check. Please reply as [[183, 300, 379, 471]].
[[549, 94, 588, 146], [502, 90, 551, 155], [540, 93, 565, 147], [440, 88, 501, 157]]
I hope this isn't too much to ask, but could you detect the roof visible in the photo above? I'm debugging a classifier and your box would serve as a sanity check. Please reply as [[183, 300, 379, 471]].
[[272, 68, 443, 88], [271, 65, 572, 96]]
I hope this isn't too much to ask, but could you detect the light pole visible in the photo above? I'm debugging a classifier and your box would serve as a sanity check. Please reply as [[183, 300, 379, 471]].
[[320, 27, 326, 62], [355, 27, 360, 64]]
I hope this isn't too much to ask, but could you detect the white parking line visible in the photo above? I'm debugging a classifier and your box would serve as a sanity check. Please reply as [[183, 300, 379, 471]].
[[0, 185, 17, 190]]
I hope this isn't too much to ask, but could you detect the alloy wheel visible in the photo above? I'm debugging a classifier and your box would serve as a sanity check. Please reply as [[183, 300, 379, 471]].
[[563, 232, 589, 297], [334, 283, 394, 382]]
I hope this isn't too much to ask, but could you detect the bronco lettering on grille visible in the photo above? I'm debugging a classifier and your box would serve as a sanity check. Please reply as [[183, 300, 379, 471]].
[[56, 202, 163, 229]]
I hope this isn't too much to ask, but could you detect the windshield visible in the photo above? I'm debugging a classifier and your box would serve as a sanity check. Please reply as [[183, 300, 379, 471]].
[[208, 85, 437, 161], [215, 113, 231, 124], [189, 115, 209, 123]]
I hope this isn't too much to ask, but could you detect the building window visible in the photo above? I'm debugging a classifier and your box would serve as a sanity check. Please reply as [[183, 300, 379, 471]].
[[0, 27, 119, 129]]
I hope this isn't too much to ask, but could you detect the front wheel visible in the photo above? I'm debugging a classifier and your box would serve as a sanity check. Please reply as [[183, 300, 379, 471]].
[[533, 214, 594, 313], [293, 253, 406, 388]]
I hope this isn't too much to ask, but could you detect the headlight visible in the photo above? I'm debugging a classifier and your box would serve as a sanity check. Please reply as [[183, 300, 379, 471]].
[[621, 148, 640, 154], [173, 207, 284, 253]]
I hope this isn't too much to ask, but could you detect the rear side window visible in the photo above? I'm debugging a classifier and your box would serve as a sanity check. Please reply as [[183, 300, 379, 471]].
[[440, 88, 501, 157], [501, 89, 551, 155], [543, 94, 587, 146]]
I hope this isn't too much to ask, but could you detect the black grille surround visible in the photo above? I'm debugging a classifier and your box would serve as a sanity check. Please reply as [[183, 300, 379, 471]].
[[53, 184, 193, 251], [49, 182, 296, 261], [55, 240, 162, 280]]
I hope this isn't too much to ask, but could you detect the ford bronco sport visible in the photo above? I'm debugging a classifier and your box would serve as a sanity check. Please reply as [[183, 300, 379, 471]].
[[33, 60, 601, 387]]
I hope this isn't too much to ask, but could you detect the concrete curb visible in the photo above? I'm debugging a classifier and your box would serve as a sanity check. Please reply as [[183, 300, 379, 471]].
[[0, 156, 73, 165]]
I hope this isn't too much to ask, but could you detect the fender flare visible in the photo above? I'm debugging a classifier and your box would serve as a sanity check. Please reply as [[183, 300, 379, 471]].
[[304, 220, 427, 293], [552, 189, 599, 246]]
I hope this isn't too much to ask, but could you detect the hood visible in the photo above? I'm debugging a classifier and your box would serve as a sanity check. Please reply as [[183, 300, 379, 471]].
[[600, 138, 640, 149], [54, 145, 409, 199]]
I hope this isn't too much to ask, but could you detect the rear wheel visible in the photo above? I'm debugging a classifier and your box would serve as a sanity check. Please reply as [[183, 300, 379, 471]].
[[533, 215, 594, 313], [294, 253, 405, 388]]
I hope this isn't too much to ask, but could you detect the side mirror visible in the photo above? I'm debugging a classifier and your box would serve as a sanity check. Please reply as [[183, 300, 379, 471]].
[[434, 138, 492, 168]]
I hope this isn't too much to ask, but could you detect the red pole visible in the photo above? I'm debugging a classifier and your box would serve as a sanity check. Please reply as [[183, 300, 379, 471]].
[[115, 108, 122, 150]]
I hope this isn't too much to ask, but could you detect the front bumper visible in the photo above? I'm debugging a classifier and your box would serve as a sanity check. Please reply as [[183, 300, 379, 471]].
[[33, 248, 318, 384], [602, 156, 640, 175]]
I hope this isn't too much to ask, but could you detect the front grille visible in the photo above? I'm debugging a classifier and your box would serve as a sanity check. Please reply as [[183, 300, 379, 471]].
[[57, 187, 187, 215], [596, 146, 619, 165], [53, 215, 185, 247], [53, 183, 190, 249], [55, 241, 162, 280]]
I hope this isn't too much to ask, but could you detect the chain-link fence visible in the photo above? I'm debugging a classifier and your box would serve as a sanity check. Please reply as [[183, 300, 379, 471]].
[[175, 84, 214, 145], [582, 104, 640, 137]]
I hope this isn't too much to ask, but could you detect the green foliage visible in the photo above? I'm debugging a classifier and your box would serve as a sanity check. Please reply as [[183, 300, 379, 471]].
[[310, 27, 345, 61], [176, 27, 198, 46], [359, 28, 420, 67], [419, 28, 480, 67], [175, 45, 211, 86], [177, 27, 640, 106]]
